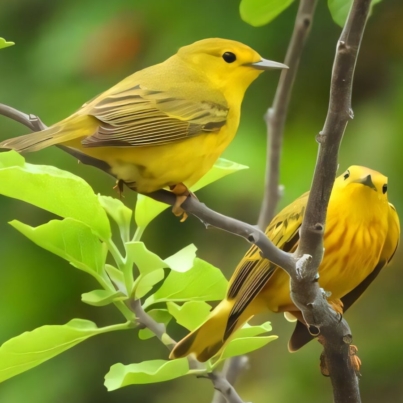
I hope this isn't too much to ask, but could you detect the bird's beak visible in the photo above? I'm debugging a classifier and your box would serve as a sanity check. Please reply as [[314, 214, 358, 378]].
[[353, 175, 377, 191], [248, 58, 288, 70]]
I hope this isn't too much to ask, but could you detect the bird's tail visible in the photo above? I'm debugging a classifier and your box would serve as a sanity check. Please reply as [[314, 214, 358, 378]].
[[0, 115, 98, 153], [170, 299, 254, 362]]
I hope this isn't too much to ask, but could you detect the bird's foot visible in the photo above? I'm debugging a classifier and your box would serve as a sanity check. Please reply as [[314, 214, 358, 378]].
[[349, 345, 362, 376], [169, 183, 197, 222], [319, 344, 361, 377], [113, 180, 125, 199]]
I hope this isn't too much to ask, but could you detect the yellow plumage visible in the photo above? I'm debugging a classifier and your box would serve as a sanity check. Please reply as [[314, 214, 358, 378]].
[[0, 38, 286, 198], [171, 166, 400, 361]]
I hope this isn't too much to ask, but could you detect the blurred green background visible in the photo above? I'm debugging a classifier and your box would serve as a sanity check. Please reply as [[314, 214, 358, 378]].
[[1, 0, 403, 402]]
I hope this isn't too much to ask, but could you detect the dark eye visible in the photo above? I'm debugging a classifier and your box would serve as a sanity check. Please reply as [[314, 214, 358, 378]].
[[382, 184, 387, 194], [343, 170, 350, 180], [222, 52, 236, 63]]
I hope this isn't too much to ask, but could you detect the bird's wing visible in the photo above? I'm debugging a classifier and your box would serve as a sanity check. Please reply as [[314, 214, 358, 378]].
[[341, 202, 400, 311], [79, 84, 229, 147], [224, 193, 309, 337]]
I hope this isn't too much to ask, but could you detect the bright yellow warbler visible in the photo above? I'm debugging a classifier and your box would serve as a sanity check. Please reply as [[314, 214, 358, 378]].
[[0, 38, 286, 210], [171, 166, 400, 362]]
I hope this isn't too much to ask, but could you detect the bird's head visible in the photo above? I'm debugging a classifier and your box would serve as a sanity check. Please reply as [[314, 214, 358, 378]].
[[176, 38, 287, 97], [333, 165, 389, 203]]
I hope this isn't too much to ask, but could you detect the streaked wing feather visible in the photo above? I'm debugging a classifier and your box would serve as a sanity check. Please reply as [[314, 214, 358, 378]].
[[225, 193, 309, 336], [81, 84, 228, 147]]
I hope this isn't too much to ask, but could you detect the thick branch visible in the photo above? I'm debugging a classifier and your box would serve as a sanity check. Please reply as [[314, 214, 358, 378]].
[[290, 1, 371, 402], [258, 0, 317, 229]]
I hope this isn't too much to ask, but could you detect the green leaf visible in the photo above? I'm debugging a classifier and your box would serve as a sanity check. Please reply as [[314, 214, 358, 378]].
[[164, 244, 197, 272], [0, 319, 129, 382], [218, 335, 278, 361], [235, 321, 273, 338], [191, 158, 248, 192], [144, 258, 227, 307], [240, 0, 294, 27], [167, 301, 211, 331], [0, 151, 24, 168], [10, 219, 106, 275], [328, 0, 381, 27], [135, 269, 165, 298], [98, 195, 132, 241], [81, 290, 127, 306], [0, 159, 111, 240], [105, 359, 189, 390], [138, 310, 172, 340], [0, 37, 15, 49], [125, 242, 167, 274], [134, 194, 168, 229], [105, 264, 125, 289], [134, 158, 248, 228]]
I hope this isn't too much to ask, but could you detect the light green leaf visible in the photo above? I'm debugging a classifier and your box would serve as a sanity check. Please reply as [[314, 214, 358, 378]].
[[0, 38, 15, 49], [164, 244, 197, 272], [135, 269, 165, 298], [105, 359, 189, 390], [0, 159, 111, 240], [240, 0, 294, 27], [126, 242, 167, 274], [81, 290, 127, 306], [0, 319, 129, 382], [98, 195, 132, 241], [10, 219, 106, 275], [235, 321, 273, 338], [167, 301, 211, 331], [134, 194, 168, 229], [191, 158, 248, 192], [0, 151, 24, 168], [328, 0, 381, 27], [138, 310, 172, 340], [145, 258, 227, 307], [105, 264, 125, 289], [134, 158, 248, 228], [218, 335, 278, 361]]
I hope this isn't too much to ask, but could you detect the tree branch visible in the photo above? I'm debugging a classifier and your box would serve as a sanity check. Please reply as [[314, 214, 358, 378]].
[[291, 0, 371, 402], [211, 356, 249, 403], [258, 0, 317, 229]]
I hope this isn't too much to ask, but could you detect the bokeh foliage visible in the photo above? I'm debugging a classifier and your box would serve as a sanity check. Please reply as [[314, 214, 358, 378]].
[[1, 0, 403, 402]]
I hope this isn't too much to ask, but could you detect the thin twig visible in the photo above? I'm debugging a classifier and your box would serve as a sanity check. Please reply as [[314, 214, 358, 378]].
[[258, 0, 317, 229], [211, 356, 249, 403]]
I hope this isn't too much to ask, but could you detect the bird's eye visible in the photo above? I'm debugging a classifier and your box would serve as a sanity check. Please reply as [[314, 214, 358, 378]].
[[343, 170, 350, 180], [382, 184, 388, 194], [222, 52, 236, 63]]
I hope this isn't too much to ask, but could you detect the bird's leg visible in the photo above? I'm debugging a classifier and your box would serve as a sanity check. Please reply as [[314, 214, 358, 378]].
[[348, 345, 362, 376], [169, 183, 198, 222], [113, 179, 125, 199]]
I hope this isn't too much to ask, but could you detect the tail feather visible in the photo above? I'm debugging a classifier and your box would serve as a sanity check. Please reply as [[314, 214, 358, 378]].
[[0, 115, 98, 152], [170, 300, 234, 362], [170, 299, 259, 362]]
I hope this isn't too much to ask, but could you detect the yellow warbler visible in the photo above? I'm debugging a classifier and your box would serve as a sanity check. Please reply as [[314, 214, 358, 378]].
[[171, 166, 400, 361], [0, 38, 286, 214]]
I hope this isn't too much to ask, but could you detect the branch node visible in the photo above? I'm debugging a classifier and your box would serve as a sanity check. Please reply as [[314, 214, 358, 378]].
[[343, 334, 353, 345], [295, 253, 312, 279], [316, 132, 326, 144], [349, 108, 355, 119], [314, 223, 324, 232], [308, 325, 320, 336]]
